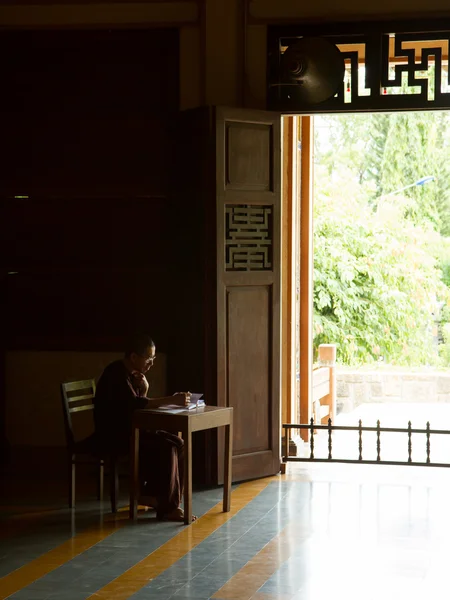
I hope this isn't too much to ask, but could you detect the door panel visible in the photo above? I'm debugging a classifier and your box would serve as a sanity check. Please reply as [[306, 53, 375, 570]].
[[227, 286, 271, 455], [216, 107, 281, 482], [225, 122, 273, 191]]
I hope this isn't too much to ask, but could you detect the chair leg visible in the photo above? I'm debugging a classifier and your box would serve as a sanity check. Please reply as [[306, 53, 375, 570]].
[[69, 458, 76, 509], [98, 460, 104, 502], [110, 457, 119, 513]]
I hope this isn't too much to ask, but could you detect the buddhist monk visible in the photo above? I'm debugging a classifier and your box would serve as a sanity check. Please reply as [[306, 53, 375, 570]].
[[94, 333, 194, 522]]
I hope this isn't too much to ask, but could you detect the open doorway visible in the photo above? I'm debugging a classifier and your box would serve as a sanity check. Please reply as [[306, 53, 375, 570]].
[[283, 110, 450, 464], [311, 110, 450, 462]]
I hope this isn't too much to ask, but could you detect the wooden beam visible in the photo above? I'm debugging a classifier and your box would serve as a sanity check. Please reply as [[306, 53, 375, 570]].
[[0, 2, 199, 26], [247, 1, 450, 23]]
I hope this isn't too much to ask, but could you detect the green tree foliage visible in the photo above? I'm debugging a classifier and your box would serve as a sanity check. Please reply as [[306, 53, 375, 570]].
[[317, 112, 450, 234], [314, 112, 450, 366]]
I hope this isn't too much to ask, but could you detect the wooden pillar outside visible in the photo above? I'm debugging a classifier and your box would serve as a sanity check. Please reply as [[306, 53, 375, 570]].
[[299, 116, 313, 441]]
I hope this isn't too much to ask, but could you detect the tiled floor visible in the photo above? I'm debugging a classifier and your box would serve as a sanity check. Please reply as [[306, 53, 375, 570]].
[[1, 462, 450, 599]]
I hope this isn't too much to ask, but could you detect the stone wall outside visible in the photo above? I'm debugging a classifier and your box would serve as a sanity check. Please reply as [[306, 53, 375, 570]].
[[337, 369, 450, 414]]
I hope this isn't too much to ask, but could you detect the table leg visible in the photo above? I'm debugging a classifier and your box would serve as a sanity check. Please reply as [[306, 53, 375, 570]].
[[183, 431, 192, 525], [223, 421, 232, 512], [130, 426, 140, 521]]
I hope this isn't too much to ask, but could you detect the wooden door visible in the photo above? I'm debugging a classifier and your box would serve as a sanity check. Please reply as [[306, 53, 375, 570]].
[[216, 107, 281, 482]]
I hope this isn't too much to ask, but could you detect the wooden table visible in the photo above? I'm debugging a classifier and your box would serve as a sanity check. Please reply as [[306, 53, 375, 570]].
[[130, 405, 233, 524]]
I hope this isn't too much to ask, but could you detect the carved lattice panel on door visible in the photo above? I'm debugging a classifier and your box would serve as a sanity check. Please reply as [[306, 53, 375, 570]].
[[225, 205, 272, 271]]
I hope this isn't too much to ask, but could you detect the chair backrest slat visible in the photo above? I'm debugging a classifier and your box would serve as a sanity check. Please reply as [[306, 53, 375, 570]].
[[61, 379, 96, 447], [68, 394, 93, 403], [63, 379, 96, 392], [69, 404, 94, 414]]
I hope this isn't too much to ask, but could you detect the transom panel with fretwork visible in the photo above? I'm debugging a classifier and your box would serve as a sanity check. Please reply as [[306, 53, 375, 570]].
[[267, 20, 450, 113]]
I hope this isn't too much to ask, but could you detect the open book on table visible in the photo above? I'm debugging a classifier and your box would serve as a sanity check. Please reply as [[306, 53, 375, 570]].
[[157, 393, 205, 411]]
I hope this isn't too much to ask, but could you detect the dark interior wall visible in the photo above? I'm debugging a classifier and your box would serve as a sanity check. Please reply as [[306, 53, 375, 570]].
[[0, 28, 180, 350], [1, 196, 177, 349], [0, 29, 178, 197], [0, 29, 181, 453]]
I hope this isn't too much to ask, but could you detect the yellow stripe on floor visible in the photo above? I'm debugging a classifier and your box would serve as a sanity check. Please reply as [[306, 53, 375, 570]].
[[0, 517, 126, 599], [86, 477, 278, 600], [212, 520, 310, 599]]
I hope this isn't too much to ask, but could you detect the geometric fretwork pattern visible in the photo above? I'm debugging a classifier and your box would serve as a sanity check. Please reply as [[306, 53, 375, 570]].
[[225, 205, 272, 271], [268, 26, 450, 112], [381, 34, 450, 102]]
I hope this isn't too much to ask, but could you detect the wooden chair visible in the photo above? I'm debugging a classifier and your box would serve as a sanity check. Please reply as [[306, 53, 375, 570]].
[[61, 379, 119, 513]]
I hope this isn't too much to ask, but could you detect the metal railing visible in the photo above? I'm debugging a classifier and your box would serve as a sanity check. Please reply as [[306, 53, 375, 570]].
[[283, 418, 450, 468]]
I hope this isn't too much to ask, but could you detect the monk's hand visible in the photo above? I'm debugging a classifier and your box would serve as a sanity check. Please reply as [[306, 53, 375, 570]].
[[133, 372, 149, 395]]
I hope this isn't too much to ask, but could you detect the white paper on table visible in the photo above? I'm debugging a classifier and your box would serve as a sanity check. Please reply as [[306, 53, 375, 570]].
[[154, 405, 189, 413]]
